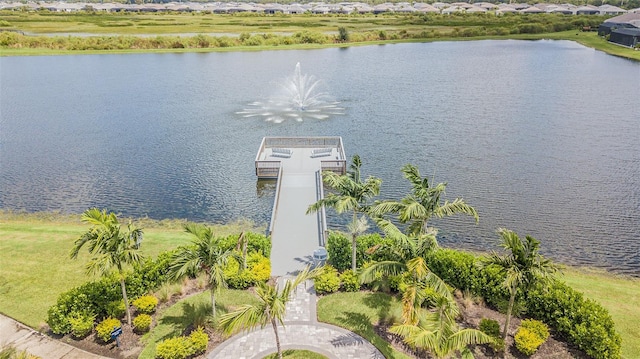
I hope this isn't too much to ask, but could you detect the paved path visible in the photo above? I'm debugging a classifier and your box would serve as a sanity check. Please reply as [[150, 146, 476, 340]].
[[0, 314, 110, 359], [207, 278, 384, 359]]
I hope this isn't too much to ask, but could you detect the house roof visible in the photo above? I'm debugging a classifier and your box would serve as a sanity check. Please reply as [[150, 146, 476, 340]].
[[605, 13, 640, 27]]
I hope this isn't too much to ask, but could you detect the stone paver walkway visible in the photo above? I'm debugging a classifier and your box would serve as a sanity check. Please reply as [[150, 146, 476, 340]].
[[207, 278, 384, 359], [0, 314, 110, 359]]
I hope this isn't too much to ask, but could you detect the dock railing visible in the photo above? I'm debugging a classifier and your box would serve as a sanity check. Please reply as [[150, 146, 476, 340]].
[[315, 170, 328, 247], [266, 166, 284, 237], [255, 136, 347, 178]]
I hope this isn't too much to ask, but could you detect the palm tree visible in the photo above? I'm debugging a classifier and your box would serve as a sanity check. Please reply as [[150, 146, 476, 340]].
[[70, 208, 144, 326], [390, 294, 494, 358], [482, 228, 557, 341], [306, 154, 381, 271], [168, 223, 237, 318], [361, 218, 447, 325], [218, 267, 317, 359], [370, 164, 478, 237]]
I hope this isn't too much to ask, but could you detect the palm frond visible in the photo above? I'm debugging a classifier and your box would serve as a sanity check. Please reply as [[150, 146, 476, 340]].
[[218, 304, 267, 335], [433, 199, 479, 223], [359, 261, 406, 284]]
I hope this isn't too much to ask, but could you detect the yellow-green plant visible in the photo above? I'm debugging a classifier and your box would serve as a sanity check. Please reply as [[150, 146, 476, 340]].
[[133, 314, 152, 333], [133, 295, 158, 314], [95, 317, 121, 343]]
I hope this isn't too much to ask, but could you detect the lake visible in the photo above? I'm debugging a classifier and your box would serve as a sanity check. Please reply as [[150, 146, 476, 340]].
[[1, 40, 639, 275]]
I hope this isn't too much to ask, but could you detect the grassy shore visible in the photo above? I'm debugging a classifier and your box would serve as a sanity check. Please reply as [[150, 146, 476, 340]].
[[1, 213, 639, 357], [1, 11, 639, 60]]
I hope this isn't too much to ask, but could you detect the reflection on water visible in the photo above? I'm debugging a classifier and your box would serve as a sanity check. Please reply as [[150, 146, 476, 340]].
[[1, 41, 639, 275]]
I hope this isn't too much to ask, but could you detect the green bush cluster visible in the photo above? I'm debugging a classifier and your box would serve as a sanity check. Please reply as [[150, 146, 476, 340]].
[[133, 295, 158, 314], [68, 311, 94, 339], [224, 252, 271, 289], [95, 317, 122, 343], [326, 232, 395, 271], [155, 327, 208, 359], [339, 270, 360, 292], [527, 281, 621, 359], [217, 232, 271, 257], [479, 317, 505, 353], [514, 319, 550, 355], [133, 314, 152, 333], [46, 251, 173, 335], [314, 266, 341, 294]]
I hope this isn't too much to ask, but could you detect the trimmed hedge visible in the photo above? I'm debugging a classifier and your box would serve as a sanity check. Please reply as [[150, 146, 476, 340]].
[[133, 314, 152, 333], [314, 266, 341, 294], [155, 327, 208, 359], [526, 281, 621, 359], [224, 252, 271, 289], [133, 295, 158, 314]]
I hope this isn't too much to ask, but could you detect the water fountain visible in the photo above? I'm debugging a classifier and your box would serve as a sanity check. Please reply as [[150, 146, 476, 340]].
[[237, 62, 344, 123]]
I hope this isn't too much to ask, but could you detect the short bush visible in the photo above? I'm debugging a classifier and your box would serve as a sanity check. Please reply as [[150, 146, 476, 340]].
[[521, 319, 549, 341], [188, 327, 208, 355], [133, 314, 152, 333], [314, 266, 341, 294], [515, 327, 545, 355], [155, 336, 190, 359], [95, 317, 122, 343], [479, 318, 501, 338], [46, 304, 71, 335], [133, 295, 158, 314], [68, 311, 95, 339], [339, 270, 360, 292], [155, 328, 208, 359], [105, 300, 126, 319]]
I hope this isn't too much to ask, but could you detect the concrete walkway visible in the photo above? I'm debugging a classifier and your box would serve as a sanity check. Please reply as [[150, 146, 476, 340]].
[[0, 314, 110, 359], [207, 278, 384, 359]]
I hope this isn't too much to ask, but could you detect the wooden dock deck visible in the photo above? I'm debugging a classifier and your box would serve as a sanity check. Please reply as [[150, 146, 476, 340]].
[[255, 137, 346, 276]]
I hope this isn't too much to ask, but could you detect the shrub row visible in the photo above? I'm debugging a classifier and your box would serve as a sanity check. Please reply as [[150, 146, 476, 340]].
[[326, 231, 621, 358], [155, 327, 208, 359], [314, 266, 361, 294]]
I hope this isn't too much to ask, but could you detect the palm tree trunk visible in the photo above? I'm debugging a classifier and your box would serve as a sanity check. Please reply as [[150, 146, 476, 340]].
[[210, 288, 216, 318], [271, 318, 283, 359], [351, 211, 357, 272], [120, 278, 131, 326], [502, 287, 516, 341]]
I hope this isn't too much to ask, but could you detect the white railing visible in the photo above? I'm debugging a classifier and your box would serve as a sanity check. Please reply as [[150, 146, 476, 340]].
[[315, 170, 328, 247], [266, 166, 284, 237]]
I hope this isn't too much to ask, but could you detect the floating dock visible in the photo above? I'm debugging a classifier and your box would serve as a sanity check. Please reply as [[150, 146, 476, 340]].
[[255, 137, 346, 276]]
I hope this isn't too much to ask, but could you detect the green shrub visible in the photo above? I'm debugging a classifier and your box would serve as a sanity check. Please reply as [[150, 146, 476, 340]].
[[46, 304, 71, 335], [225, 252, 271, 289], [133, 295, 158, 314], [133, 314, 152, 333], [339, 270, 360, 292], [155, 336, 190, 359], [314, 266, 341, 294], [68, 311, 95, 339], [155, 328, 208, 359], [188, 327, 208, 355], [526, 281, 621, 359], [105, 300, 126, 319], [479, 318, 501, 338], [95, 317, 121, 343], [515, 327, 544, 355], [521, 319, 549, 341]]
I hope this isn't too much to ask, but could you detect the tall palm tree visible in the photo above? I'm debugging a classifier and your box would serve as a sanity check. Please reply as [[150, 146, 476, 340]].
[[168, 223, 237, 318], [361, 218, 446, 325], [370, 164, 478, 237], [218, 267, 317, 359], [482, 228, 557, 341], [307, 154, 381, 271], [70, 208, 144, 326], [390, 294, 494, 358]]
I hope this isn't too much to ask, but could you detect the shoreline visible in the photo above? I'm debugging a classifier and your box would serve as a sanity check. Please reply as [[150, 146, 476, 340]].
[[2, 31, 640, 61]]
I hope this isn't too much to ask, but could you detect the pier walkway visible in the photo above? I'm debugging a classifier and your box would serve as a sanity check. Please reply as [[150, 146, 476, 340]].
[[255, 137, 346, 276]]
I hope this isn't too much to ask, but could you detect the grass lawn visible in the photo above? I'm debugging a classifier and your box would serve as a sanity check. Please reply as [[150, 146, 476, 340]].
[[0, 211, 262, 328], [560, 267, 640, 359], [316, 291, 412, 359], [138, 289, 260, 359]]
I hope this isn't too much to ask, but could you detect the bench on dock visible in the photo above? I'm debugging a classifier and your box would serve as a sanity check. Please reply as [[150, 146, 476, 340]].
[[310, 148, 332, 158], [271, 148, 292, 158]]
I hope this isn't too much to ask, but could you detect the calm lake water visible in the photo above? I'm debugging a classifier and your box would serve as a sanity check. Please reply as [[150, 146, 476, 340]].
[[1, 40, 639, 275]]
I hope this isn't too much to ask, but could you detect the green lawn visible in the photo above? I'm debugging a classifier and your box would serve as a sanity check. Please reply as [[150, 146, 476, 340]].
[[0, 211, 262, 328], [560, 267, 640, 359], [317, 291, 412, 359]]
